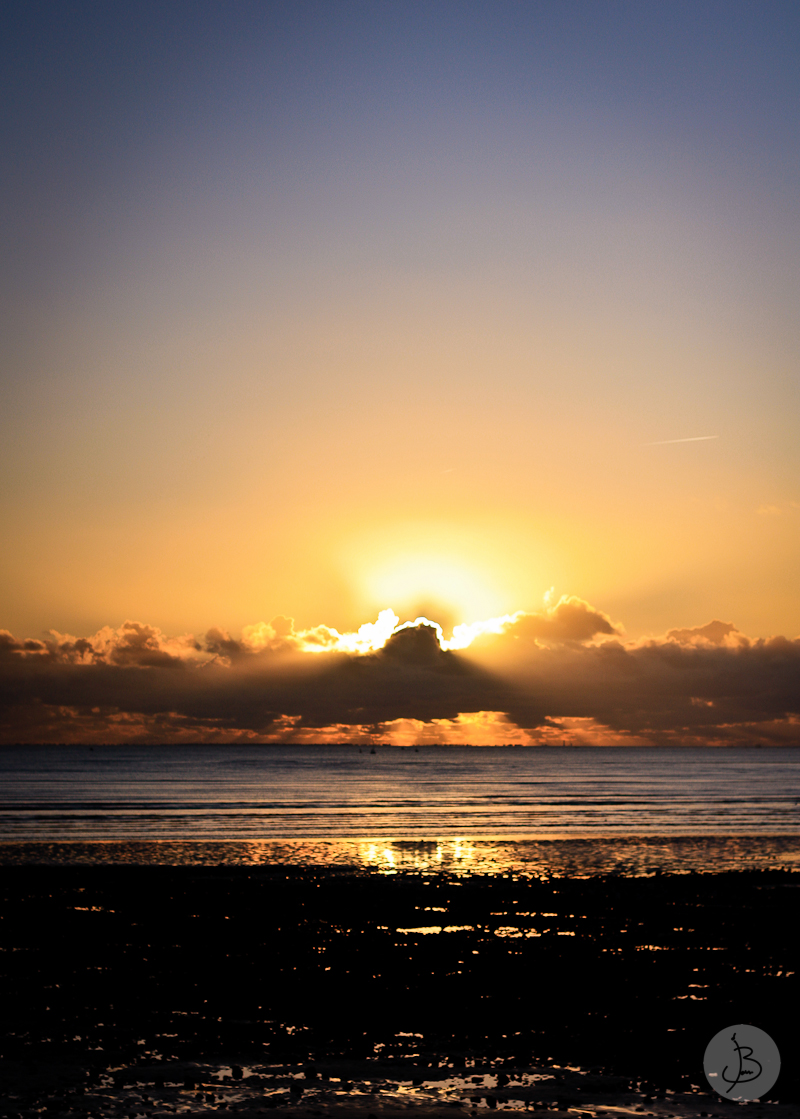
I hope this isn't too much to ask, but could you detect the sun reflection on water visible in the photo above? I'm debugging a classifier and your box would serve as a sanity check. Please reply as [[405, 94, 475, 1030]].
[[360, 837, 478, 873]]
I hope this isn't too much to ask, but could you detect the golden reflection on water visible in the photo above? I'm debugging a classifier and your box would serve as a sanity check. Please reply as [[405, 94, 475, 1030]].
[[360, 837, 479, 873], [1, 834, 799, 874]]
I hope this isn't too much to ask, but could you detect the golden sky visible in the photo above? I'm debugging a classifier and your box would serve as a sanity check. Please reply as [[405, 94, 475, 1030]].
[[1, 2, 799, 744]]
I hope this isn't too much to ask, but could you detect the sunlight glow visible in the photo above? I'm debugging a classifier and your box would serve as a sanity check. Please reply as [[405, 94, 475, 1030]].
[[292, 608, 522, 656], [445, 612, 524, 650], [322, 609, 401, 654], [362, 553, 501, 625]]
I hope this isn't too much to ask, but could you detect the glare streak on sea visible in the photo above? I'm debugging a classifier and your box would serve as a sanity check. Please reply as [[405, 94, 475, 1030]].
[[0, 745, 798, 843]]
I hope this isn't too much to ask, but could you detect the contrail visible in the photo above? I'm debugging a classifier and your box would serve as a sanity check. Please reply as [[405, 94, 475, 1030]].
[[643, 435, 719, 446]]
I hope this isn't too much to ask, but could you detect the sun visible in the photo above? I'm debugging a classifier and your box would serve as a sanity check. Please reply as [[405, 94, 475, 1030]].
[[362, 553, 501, 629]]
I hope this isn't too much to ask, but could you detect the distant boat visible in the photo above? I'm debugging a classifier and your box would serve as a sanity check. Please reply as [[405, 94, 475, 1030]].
[[370, 746, 376, 755]]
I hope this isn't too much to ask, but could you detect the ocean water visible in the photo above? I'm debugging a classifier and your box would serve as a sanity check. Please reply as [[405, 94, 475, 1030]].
[[0, 746, 798, 874], [1, 743, 799, 840]]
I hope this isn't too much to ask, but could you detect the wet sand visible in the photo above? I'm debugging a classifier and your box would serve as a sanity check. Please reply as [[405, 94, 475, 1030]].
[[0, 861, 798, 1116], [2, 834, 800, 875]]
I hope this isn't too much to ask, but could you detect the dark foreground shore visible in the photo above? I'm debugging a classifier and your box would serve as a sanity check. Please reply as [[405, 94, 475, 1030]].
[[1, 863, 798, 1117]]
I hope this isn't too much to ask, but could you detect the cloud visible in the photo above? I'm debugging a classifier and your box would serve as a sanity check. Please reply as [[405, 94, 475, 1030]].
[[0, 616, 508, 740], [664, 620, 743, 646], [206, 609, 404, 661], [0, 603, 798, 745], [445, 594, 620, 650], [500, 595, 619, 643], [0, 621, 202, 667], [517, 633, 800, 738]]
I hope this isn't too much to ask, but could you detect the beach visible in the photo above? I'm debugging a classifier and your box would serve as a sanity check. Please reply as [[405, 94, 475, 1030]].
[[1, 746, 798, 1116], [1, 848, 798, 1117]]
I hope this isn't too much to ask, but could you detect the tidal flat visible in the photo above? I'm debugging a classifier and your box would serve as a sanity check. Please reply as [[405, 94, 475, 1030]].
[[0, 863, 797, 1116]]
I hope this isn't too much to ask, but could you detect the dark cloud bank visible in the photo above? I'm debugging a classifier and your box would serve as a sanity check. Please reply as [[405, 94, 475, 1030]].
[[1, 600, 799, 744]]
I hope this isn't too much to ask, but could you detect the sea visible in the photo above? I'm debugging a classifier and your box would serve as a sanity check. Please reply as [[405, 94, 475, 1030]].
[[1, 744, 799, 875]]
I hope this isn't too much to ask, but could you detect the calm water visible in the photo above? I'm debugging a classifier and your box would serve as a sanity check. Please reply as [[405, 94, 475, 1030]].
[[1, 745, 799, 870]]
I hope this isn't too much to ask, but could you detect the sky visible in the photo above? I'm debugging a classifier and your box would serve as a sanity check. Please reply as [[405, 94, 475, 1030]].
[[1, 0, 799, 744]]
